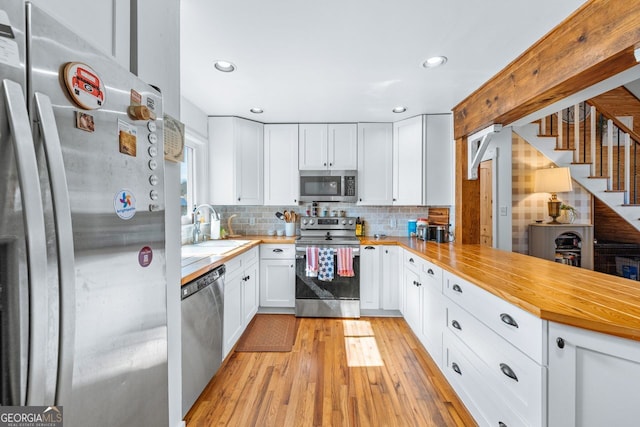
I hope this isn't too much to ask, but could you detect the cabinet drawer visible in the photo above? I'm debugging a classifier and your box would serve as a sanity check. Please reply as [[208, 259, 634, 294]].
[[443, 271, 545, 364], [421, 258, 442, 291], [226, 246, 259, 275], [444, 330, 530, 427], [260, 244, 294, 259], [447, 301, 544, 426]]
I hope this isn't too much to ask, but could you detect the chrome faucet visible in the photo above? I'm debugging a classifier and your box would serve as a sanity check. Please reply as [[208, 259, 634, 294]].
[[192, 204, 219, 243]]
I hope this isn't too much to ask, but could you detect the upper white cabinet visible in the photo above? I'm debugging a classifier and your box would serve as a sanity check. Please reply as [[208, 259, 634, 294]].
[[392, 115, 453, 206], [209, 117, 264, 205], [357, 123, 393, 205], [299, 124, 357, 170], [393, 116, 425, 205], [425, 115, 453, 206], [264, 124, 299, 205]]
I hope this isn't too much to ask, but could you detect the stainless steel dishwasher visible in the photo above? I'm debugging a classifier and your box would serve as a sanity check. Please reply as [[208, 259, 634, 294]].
[[181, 264, 225, 416]]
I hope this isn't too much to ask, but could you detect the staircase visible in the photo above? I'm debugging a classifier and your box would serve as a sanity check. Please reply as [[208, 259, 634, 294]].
[[513, 101, 640, 233]]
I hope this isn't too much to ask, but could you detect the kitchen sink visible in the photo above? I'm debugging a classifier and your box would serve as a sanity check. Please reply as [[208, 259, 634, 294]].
[[181, 239, 252, 258]]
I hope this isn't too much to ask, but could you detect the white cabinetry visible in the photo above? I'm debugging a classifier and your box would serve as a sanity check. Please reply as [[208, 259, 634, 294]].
[[223, 247, 259, 357], [548, 322, 640, 427], [360, 245, 381, 309], [443, 270, 546, 426], [360, 245, 400, 311], [403, 250, 445, 366], [299, 124, 357, 170], [259, 244, 295, 308], [264, 124, 299, 205], [392, 115, 453, 206], [357, 123, 393, 205], [209, 117, 264, 205]]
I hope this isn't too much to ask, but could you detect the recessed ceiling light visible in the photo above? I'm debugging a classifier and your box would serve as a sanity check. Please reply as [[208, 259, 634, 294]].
[[214, 60, 236, 72], [392, 106, 407, 113], [422, 56, 448, 68], [250, 108, 263, 114]]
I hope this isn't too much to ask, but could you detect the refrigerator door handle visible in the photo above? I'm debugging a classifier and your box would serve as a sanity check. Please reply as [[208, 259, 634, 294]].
[[3, 79, 48, 405], [34, 92, 76, 406]]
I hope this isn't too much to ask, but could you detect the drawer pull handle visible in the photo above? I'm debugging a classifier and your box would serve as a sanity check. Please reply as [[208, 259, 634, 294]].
[[409, 257, 415, 263], [452, 284, 462, 293], [273, 248, 284, 253], [451, 362, 462, 375], [499, 363, 518, 382], [500, 313, 519, 328], [365, 246, 375, 250], [556, 337, 565, 349], [498, 423, 507, 427], [451, 320, 462, 330], [427, 268, 434, 275]]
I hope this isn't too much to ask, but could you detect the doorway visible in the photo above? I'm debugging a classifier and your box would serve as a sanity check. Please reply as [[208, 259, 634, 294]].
[[480, 160, 493, 246]]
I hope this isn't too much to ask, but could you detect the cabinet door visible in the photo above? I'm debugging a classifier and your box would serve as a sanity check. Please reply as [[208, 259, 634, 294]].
[[425, 114, 453, 206], [223, 272, 244, 357], [548, 322, 640, 427], [299, 124, 328, 170], [328, 124, 357, 170], [421, 264, 445, 366], [358, 123, 393, 205], [360, 245, 381, 309], [259, 259, 295, 307], [242, 262, 259, 326], [235, 118, 264, 205], [403, 266, 422, 333], [381, 246, 400, 310], [264, 124, 299, 205], [393, 116, 424, 205]]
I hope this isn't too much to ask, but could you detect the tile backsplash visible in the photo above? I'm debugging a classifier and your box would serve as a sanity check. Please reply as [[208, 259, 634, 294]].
[[182, 203, 441, 244]]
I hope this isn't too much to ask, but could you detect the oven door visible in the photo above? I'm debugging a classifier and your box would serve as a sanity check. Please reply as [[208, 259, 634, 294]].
[[294, 245, 360, 317]]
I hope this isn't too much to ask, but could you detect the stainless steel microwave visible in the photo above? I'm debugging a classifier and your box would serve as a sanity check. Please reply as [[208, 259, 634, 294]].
[[299, 170, 357, 202]]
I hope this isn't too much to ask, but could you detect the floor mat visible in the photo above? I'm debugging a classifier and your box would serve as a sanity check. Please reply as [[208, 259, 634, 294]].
[[235, 314, 299, 352]]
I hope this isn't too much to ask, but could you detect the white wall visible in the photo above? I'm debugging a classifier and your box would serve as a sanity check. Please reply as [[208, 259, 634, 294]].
[[131, 1, 182, 426], [181, 97, 208, 138], [480, 128, 513, 251]]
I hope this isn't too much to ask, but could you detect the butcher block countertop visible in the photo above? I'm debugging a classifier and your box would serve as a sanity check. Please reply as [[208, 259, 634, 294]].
[[181, 236, 296, 285], [362, 237, 640, 342]]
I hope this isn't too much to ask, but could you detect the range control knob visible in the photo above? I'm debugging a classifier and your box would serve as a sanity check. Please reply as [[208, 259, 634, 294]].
[[302, 219, 308, 225], [341, 219, 347, 225], [309, 219, 315, 225], [348, 220, 354, 225]]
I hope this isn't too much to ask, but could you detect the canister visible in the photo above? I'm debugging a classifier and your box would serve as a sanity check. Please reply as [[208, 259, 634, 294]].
[[408, 220, 417, 236]]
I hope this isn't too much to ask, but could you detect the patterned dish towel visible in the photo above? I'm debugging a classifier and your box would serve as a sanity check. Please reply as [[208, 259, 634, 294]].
[[318, 248, 335, 281], [337, 247, 354, 277], [306, 246, 319, 277]]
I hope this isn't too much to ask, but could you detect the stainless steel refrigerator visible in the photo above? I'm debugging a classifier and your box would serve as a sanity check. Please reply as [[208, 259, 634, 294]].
[[0, 2, 168, 426]]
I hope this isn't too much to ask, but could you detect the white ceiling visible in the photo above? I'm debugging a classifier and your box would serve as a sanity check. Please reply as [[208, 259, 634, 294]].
[[180, 0, 586, 123]]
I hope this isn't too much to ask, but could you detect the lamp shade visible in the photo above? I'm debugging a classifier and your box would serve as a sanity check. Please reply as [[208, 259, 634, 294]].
[[534, 167, 573, 194]]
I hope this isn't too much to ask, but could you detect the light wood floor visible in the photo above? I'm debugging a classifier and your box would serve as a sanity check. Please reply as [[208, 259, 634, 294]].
[[185, 316, 476, 427]]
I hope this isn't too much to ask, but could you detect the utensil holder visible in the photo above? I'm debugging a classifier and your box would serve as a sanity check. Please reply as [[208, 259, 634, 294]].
[[285, 222, 295, 237]]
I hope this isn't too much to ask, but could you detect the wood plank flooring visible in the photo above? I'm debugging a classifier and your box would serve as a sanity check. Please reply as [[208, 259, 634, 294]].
[[185, 316, 476, 427]]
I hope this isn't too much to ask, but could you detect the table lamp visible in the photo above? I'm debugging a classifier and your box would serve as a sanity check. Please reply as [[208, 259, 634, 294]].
[[534, 167, 573, 224]]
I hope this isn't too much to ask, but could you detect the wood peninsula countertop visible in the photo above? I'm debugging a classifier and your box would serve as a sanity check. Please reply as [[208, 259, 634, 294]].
[[361, 236, 640, 342], [181, 236, 296, 285]]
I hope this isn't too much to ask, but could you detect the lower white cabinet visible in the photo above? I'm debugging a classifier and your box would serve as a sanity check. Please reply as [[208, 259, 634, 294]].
[[403, 250, 445, 367], [223, 247, 259, 358], [360, 245, 381, 309], [548, 322, 640, 427], [360, 245, 401, 311], [259, 244, 295, 307]]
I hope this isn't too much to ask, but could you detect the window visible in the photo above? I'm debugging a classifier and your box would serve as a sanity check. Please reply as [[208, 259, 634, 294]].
[[180, 145, 195, 217], [180, 129, 208, 223]]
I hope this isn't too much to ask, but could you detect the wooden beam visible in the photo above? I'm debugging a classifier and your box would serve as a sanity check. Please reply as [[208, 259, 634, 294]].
[[453, 0, 640, 140]]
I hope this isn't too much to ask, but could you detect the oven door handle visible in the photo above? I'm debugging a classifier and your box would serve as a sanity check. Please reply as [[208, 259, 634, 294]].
[[295, 247, 360, 257]]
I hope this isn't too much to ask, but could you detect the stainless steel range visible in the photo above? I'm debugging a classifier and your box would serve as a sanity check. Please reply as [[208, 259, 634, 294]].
[[295, 217, 360, 318]]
